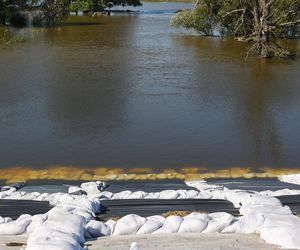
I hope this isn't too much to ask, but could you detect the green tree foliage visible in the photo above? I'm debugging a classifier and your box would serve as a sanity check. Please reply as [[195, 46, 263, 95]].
[[172, 0, 300, 58], [72, 0, 141, 12], [0, 0, 142, 27], [70, 0, 90, 15]]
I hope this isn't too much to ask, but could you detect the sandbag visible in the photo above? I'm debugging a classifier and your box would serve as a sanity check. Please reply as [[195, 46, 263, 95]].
[[137, 216, 165, 234], [202, 212, 234, 233], [144, 192, 160, 199], [68, 186, 87, 196], [127, 191, 147, 199], [153, 216, 182, 234], [112, 191, 132, 199], [113, 214, 146, 235], [44, 213, 85, 244], [184, 212, 211, 222], [159, 190, 179, 199], [178, 217, 208, 233], [27, 214, 48, 234], [86, 220, 112, 237], [0, 215, 31, 235], [105, 219, 116, 235], [186, 190, 199, 198], [80, 181, 105, 196], [260, 223, 300, 249], [26, 228, 84, 250], [223, 212, 264, 234]]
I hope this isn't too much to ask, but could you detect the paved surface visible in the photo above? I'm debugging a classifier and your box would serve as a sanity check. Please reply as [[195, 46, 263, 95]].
[[86, 233, 280, 250], [0, 235, 27, 250]]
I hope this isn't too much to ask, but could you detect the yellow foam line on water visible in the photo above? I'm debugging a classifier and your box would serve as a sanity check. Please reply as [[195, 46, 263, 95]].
[[0, 166, 299, 183]]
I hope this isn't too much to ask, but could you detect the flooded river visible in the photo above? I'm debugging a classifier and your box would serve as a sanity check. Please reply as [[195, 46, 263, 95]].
[[0, 2, 300, 182]]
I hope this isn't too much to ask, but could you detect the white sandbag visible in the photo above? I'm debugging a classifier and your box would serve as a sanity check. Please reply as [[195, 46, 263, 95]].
[[36, 193, 50, 201], [0, 192, 6, 199], [22, 192, 41, 200], [137, 216, 165, 234], [194, 192, 212, 199], [222, 212, 264, 234], [99, 191, 113, 200], [178, 217, 208, 233], [144, 192, 160, 199], [236, 212, 264, 234], [279, 174, 300, 186], [202, 212, 234, 233], [55, 198, 100, 216], [26, 228, 84, 250], [105, 219, 116, 235], [184, 212, 211, 222], [80, 181, 104, 196], [86, 220, 112, 237], [260, 188, 300, 196], [260, 222, 300, 249], [153, 216, 182, 234], [27, 214, 48, 234], [127, 191, 147, 199], [4, 217, 12, 223], [176, 190, 187, 199], [112, 191, 132, 199], [159, 190, 179, 199], [113, 214, 146, 235], [0, 215, 32, 235], [240, 203, 291, 216], [47, 193, 75, 205], [44, 213, 85, 244], [6, 191, 24, 199], [186, 190, 199, 198], [17, 214, 32, 221], [68, 186, 87, 196], [3, 187, 17, 196]]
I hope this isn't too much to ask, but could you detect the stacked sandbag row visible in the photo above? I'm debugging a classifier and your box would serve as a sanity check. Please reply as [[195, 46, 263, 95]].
[[0, 181, 107, 205], [85, 212, 238, 238], [26, 198, 100, 250], [187, 180, 300, 249], [0, 182, 105, 250], [96, 189, 212, 200]]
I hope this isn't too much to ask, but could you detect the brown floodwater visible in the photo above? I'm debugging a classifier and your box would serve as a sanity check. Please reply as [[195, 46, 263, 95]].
[[0, 2, 300, 182]]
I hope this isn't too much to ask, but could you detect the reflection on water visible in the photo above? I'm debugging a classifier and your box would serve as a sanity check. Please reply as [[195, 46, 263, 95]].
[[0, 2, 300, 177]]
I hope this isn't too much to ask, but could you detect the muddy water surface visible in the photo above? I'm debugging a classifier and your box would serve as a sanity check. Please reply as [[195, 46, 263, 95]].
[[0, 2, 300, 181]]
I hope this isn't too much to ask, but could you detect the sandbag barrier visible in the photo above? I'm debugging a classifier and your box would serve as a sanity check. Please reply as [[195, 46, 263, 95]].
[[0, 179, 300, 249], [186, 180, 300, 249]]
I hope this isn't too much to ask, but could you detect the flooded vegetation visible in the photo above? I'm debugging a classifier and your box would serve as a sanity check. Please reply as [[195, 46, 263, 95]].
[[0, 2, 300, 180]]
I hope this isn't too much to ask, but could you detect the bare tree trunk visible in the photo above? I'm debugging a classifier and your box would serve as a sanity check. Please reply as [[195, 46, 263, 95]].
[[259, 0, 271, 58], [0, 16, 5, 26]]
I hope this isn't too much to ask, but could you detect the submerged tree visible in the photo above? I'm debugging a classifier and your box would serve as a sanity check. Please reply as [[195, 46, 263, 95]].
[[41, 0, 71, 26], [0, 0, 29, 26], [172, 0, 300, 58]]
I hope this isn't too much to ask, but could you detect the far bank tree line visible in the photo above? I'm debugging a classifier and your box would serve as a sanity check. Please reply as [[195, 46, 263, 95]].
[[1, 0, 300, 58], [172, 0, 300, 58], [0, 0, 141, 26]]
